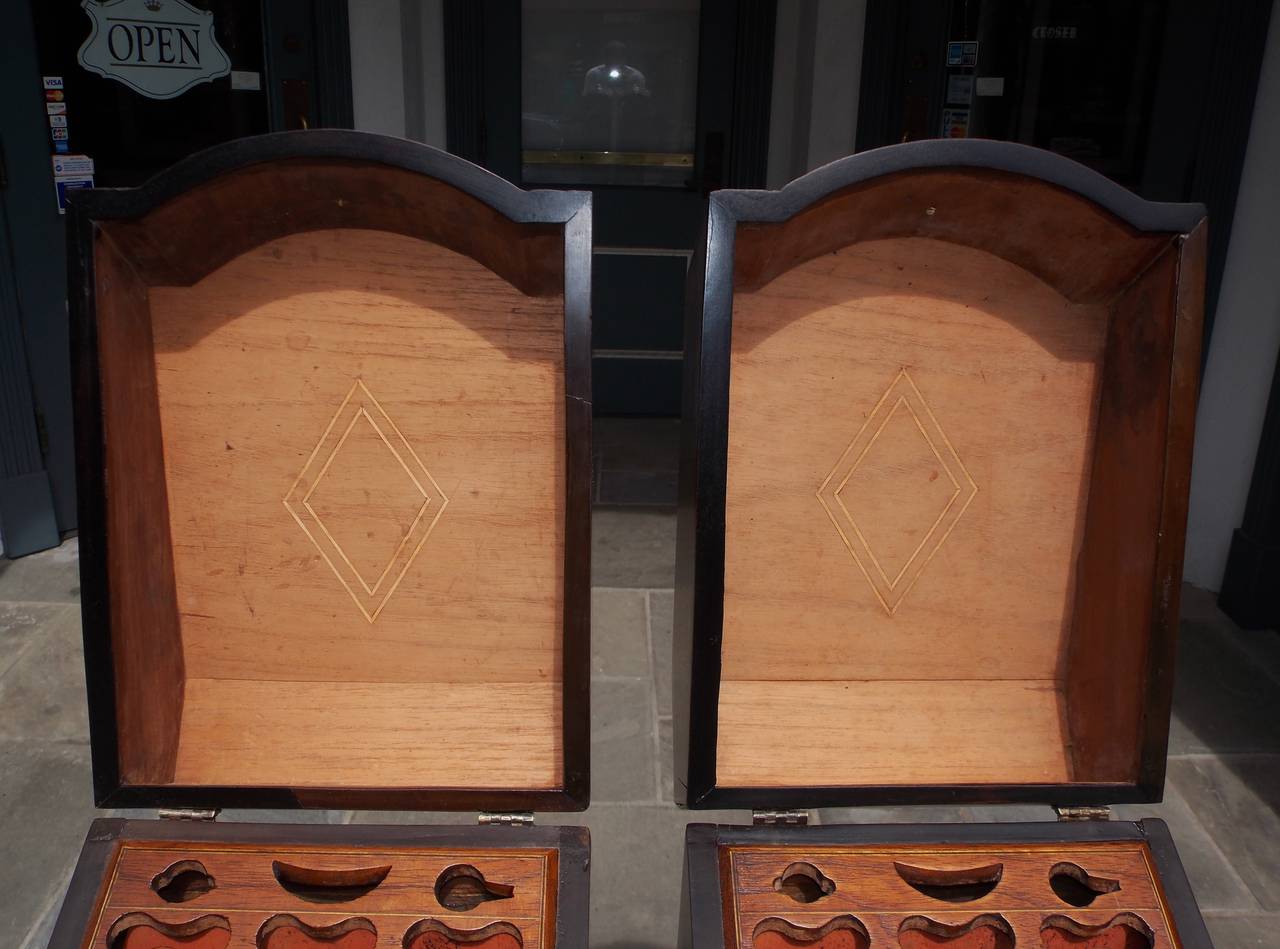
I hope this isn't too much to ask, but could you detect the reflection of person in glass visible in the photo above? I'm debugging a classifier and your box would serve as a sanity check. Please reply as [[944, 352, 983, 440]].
[[583, 41, 649, 98]]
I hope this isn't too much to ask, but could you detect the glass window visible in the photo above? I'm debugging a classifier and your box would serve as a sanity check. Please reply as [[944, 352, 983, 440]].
[[521, 0, 700, 186]]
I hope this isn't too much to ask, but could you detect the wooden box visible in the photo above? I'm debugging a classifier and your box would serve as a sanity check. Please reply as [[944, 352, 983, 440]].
[[674, 140, 1212, 947], [51, 131, 592, 948]]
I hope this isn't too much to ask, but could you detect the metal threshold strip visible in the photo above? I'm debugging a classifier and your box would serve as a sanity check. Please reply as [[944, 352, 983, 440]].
[[523, 149, 694, 167]]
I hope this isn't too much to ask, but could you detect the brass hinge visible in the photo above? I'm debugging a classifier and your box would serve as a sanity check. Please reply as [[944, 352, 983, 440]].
[[478, 812, 534, 826], [159, 807, 220, 822], [753, 809, 809, 826], [1055, 805, 1111, 821]]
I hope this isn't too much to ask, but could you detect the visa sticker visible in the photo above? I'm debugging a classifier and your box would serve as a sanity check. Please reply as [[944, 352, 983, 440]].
[[43, 76, 64, 89]]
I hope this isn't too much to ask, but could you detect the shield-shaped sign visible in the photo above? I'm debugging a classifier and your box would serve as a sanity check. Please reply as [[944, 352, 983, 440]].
[[77, 0, 231, 100]]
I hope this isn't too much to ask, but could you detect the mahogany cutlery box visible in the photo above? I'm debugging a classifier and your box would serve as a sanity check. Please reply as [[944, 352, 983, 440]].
[[673, 140, 1213, 949], [50, 131, 592, 949]]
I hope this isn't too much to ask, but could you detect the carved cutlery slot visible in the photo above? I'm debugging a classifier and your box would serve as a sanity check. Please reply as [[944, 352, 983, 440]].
[[753, 916, 870, 949], [403, 919, 524, 949], [257, 915, 378, 948], [151, 860, 217, 903], [898, 914, 1016, 949], [772, 862, 837, 903], [107, 913, 231, 949], [1040, 914, 1153, 949], [434, 865, 516, 911], [1048, 863, 1121, 908], [894, 862, 1005, 903], [271, 861, 392, 903]]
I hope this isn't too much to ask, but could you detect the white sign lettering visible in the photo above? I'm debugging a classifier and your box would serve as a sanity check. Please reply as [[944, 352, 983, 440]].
[[77, 0, 230, 100]]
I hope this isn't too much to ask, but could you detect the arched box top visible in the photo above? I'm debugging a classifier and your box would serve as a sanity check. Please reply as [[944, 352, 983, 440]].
[[674, 138, 1208, 811], [68, 130, 591, 297], [715, 139, 1205, 303]]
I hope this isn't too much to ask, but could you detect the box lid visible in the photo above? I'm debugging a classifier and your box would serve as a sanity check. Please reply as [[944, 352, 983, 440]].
[[674, 139, 1206, 810], [68, 131, 591, 811]]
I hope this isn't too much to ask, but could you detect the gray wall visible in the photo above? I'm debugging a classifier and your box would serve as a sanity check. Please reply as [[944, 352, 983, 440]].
[[767, 0, 867, 187], [1184, 0, 1280, 590], [348, 0, 446, 147]]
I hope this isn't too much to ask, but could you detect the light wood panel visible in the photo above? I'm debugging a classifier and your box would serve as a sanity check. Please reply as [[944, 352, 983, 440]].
[[721, 237, 1107, 682], [723, 843, 1178, 949], [174, 679, 561, 789], [716, 237, 1107, 788], [147, 228, 564, 684], [141, 228, 566, 789], [715, 680, 1069, 788]]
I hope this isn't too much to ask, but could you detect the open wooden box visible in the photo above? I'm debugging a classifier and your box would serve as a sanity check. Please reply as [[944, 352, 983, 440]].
[[674, 140, 1212, 948], [51, 131, 591, 949]]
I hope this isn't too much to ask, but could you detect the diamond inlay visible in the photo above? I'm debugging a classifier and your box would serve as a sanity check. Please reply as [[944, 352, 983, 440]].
[[284, 379, 449, 623], [817, 369, 977, 615]]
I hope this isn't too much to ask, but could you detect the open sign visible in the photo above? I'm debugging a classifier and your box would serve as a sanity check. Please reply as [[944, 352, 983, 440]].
[[77, 0, 230, 100]]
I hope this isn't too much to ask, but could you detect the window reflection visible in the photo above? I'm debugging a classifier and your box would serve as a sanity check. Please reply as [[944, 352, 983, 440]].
[[522, 0, 699, 186]]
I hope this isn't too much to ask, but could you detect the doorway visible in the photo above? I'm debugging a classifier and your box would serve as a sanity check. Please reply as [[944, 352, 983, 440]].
[[444, 0, 775, 417]]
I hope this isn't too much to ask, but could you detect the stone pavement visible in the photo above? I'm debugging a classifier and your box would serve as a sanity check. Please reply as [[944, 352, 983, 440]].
[[1, 419, 1276, 947]]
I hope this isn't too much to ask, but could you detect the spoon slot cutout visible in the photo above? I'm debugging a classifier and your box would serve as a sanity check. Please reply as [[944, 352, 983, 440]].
[[898, 914, 1016, 949], [752, 915, 870, 949], [894, 862, 1004, 903], [434, 864, 516, 911], [1040, 913, 1154, 949], [107, 913, 231, 949], [403, 919, 524, 949], [772, 862, 837, 903], [1049, 863, 1122, 908], [271, 861, 392, 903], [257, 915, 378, 949], [151, 860, 217, 903]]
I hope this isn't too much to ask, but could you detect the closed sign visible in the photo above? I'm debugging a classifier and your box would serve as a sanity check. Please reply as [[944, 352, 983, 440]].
[[77, 0, 231, 100]]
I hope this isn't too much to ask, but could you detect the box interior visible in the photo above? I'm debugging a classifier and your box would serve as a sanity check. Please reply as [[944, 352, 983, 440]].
[[87, 160, 573, 796], [713, 167, 1195, 793]]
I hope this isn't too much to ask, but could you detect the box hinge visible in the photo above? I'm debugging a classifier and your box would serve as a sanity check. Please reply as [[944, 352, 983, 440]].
[[159, 807, 220, 822], [1055, 805, 1111, 821], [478, 812, 534, 826], [753, 809, 810, 826]]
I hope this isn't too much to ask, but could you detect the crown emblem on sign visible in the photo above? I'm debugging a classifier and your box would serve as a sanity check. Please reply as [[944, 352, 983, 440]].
[[144, 0, 163, 10]]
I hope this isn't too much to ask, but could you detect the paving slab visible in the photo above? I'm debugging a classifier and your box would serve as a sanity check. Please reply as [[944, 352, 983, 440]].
[[593, 588, 652, 677], [0, 601, 67, 681], [592, 509, 676, 588], [0, 538, 81, 604], [1166, 755, 1280, 911], [1203, 911, 1280, 947], [0, 742, 97, 946], [594, 676, 659, 803], [0, 604, 89, 742], [1170, 617, 1280, 755], [649, 590, 674, 718]]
